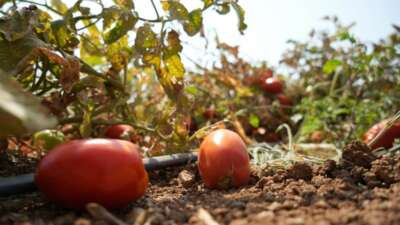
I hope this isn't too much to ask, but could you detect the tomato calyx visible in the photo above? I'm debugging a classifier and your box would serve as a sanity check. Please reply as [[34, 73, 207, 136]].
[[217, 175, 234, 190]]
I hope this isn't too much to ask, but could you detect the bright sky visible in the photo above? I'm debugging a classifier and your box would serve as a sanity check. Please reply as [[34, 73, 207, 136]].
[[64, 0, 400, 70], [180, 0, 400, 69]]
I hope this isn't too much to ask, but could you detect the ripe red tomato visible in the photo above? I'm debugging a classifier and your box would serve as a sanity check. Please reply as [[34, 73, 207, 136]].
[[363, 120, 400, 149], [203, 107, 217, 119], [104, 124, 135, 140], [198, 129, 250, 189], [260, 77, 284, 94], [310, 131, 325, 143], [277, 94, 292, 106], [35, 139, 148, 209]]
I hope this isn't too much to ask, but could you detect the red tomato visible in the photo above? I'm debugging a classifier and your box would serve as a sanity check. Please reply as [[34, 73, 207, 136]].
[[203, 107, 217, 119], [198, 129, 250, 189], [260, 70, 273, 80], [35, 139, 148, 209], [310, 131, 325, 143], [363, 120, 400, 149], [104, 124, 135, 140], [260, 77, 284, 94], [264, 132, 280, 142], [277, 94, 292, 106]]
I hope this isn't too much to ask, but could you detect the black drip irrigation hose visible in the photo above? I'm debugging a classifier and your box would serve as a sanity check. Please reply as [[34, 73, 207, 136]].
[[0, 152, 198, 197]]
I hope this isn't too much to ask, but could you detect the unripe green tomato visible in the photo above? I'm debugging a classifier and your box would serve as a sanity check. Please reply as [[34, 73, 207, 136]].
[[33, 129, 65, 151]]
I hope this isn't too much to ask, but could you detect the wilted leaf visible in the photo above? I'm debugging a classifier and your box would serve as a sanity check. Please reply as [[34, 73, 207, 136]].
[[203, 0, 214, 9], [102, 7, 121, 30], [231, 2, 247, 34], [104, 11, 137, 44], [0, 7, 39, 41], [183, 9, 203, 36], [135, 24, 159, 53], [165, 30, 182, 54], [159, 53, 185, 96], [249, 114, 260, 128], [143, 52, 161, 67], [106, 36, 132, 71], [161, 1, 189, 21], [323, 59, 342, 74], [163, 54, 184, 80], [113, 0, 134, 9], [50, 0, 68, 14], [79, 106, 93, 138], [50, 19, 78, 49], [0, 76, 57, 138], [0, 33, 46, 74], [60, 56, 80, 92], [216, 3, 230, 15]]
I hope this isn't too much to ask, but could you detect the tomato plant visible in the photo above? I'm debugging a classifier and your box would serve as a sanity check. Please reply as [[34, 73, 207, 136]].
[[33, 129, 65, 151], [35, 139, 148, 209], [198, 129, 250, 189]]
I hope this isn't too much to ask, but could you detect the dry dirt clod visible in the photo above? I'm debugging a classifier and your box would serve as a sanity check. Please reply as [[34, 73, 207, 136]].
[[286, 162, 313, 181], [342, 141, 376, 168], [178, 169, 196, 188]]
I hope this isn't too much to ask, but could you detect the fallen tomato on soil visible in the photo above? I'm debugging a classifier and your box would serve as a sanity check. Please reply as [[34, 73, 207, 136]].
[[104, 124, 135, 141], [33, 129, 65, 152], [198, 129, 250, 189], [363, 120, 400, 150], [35, 139, 148, 209]]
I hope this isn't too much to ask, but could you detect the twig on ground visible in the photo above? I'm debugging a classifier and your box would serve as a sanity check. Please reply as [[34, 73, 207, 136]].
[[86, 203, 128, 225], [196, 208, 220, 225]]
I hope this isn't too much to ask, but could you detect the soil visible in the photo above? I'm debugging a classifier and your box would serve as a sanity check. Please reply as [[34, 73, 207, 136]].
[[1, 141, 400, 225]]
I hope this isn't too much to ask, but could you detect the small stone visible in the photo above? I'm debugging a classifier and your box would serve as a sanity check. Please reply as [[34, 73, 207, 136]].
[[178, 169, 196, 188]]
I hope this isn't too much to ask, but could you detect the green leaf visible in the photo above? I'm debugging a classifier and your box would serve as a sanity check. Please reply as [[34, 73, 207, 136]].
[[104, 12, 137, 44], [185, 85, 198, 95], [0, 76, 57, 138], [231, 2, 247, 34], [50, 0, 68, 14], [161, 1, 189, 21], [113, 0, 134, 9], [249, 114, 260, 128], [323, 59, 342, 74], [338, 31, 356, 43], [134, 24, 159, 53], [183, 9, 203, 36]]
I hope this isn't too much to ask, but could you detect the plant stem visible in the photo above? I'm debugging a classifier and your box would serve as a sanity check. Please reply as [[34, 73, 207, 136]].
[[18, 0, 62, 15], [150, 0, 160, 19]]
